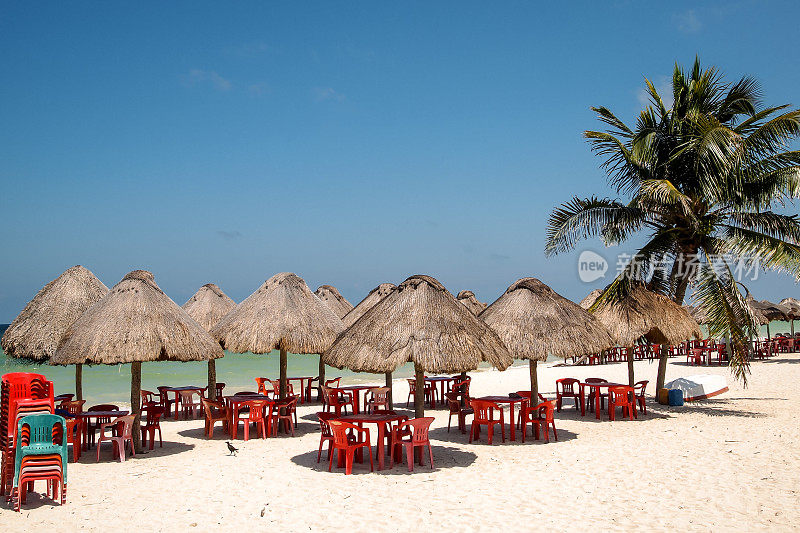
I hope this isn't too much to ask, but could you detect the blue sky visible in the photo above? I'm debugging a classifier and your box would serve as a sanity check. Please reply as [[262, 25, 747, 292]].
[[1, 1, 799, 321]]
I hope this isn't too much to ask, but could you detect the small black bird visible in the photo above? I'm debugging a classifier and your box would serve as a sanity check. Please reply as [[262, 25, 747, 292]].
[[226, 441, 238, 456]]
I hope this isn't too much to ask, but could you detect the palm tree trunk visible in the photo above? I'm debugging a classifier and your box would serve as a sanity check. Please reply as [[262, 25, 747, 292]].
[[207, 360, 216, 400], [75, 364, 83, 402], [657, 252, 693, 393], [131, 361, 142, 454]]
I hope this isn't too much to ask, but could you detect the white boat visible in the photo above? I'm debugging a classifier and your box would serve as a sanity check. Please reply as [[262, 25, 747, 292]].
[[665, 374, 728, 401]]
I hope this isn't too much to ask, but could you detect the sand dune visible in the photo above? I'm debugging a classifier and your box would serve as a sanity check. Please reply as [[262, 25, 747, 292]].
[[3, 354, 799, 531]]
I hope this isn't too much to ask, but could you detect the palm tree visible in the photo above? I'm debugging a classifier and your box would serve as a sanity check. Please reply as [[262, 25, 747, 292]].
[[545, 58, 800, 389]]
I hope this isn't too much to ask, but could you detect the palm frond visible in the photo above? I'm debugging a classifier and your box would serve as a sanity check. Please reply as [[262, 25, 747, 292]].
[[545, 197, 645, 255]]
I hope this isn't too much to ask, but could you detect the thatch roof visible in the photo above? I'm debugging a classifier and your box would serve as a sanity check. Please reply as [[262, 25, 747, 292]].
[[342, 283, 397, 328], [586, 285, 702, 345], [683, 305, 710, 325], [323, 275, 513, 374], [479, 278, 615, 361], [579, 289, 603, 310], [182, 283, 236, 332], [780, 298, 800, 319], [52, 270, 223, 365], [211, 272, 344, 354], [456, 290, 487, 315], [746, 297, 788, 324], [314, 285, 354, 319], [1, 266, 108, 361]]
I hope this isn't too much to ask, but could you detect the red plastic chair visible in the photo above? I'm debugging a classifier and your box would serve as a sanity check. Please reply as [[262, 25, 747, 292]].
[[608, 386, 636, 421], [140, 405, 164, 449], [633, 380, 648, 415], [406, 379, 436, 408], [200, 398, 228, 439], [272, 397, 297, 437], [155, 386, 175, 417], [316, 413, 337, 462], [555, 378, 581, 411], [445, 392, 473, 433], [365, 387, 391, 413], [86, 404, 118, 448], [322, 386, 355, 417], [327, 420, 373, 475], [391, 417, 435, 471], [178, 390, 202, 420], [241, 400, 270, 441], [584, 378, 608, 412], [469, 400, 505, 444], [521, 400, 557, 443], [65, 418, 82, 462], [96, 415, 136, 462]]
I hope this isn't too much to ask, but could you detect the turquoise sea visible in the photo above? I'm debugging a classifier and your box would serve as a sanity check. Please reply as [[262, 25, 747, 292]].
[[0, 321, 794, 405]]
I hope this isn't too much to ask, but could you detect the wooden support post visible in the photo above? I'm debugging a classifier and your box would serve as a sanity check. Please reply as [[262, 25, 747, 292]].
[[207, 359, 217, 400], [279, 349, 288, 400], [75, 364, 83, 402], [131, 361, 142, 453], [385, 372, 393, 409]]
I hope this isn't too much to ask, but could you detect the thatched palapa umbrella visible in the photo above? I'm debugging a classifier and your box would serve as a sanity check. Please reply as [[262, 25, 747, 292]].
[[746, 296, 788, 341], [183, 283, 236, 399], [683, 305, 710, 325], [456, 290, 487, 315], [52, 270, 223, 452], [342, 283, 397, 328], [480, 278, 615, 401], [780, 298, 799, 336], [1, 265, 108, 400], [211, 273, 344, 399], [315, 285, 354, 319], [584, 284, 702, 390], [324, 275, 513, 418], [341, 283, 398, 403]]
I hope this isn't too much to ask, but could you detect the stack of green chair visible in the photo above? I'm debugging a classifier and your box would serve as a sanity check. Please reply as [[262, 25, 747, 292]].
[[12, 413, 68, 511]]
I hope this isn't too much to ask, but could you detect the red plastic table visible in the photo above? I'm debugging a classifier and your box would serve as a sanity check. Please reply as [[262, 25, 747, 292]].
[[224, 394, 277, 439], [425, 377, 459, 408], [162, 386, 206, 419], [474, 395, 527, 441], [72, 410, 129, 449], [287, 377, 314, 404], [336, 385, 378, 414], [338, 413, 404, 470], [579, 382, 631, 420]]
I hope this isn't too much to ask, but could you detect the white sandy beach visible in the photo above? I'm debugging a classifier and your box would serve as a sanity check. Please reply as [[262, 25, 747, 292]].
[[3, 353, 800, 532]]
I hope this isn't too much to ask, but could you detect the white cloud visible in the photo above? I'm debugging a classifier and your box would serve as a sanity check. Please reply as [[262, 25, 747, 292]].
[[676, 9, 702, 34], [187, 69, 232, 91], [312, 87, 345, 102]]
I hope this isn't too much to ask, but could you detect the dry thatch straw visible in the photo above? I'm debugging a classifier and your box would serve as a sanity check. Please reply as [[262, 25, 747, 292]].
[[183, 283, 236, 400], [683, 305, 710, 325], [53, 270, 224, 365], [183, 283, 237, 331], [456, 290, 487, 315], [324, 275, 512, 375], [212, 273, 344, 355], [212, 272, 344, 401], [342, 283, 397, 328], [53, 270, 223, 452], [1, 265, 108, 362], [747, 297, 788, 323], [588, 284, 702, 346], [780, 297, 800, 319], [314, 285, 354, 319], [480, 278, 615, 362], [579, 289, 603, 310]]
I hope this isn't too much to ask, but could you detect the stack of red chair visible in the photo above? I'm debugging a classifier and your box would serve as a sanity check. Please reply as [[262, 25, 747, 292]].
[[1, 373, 55, 501]]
